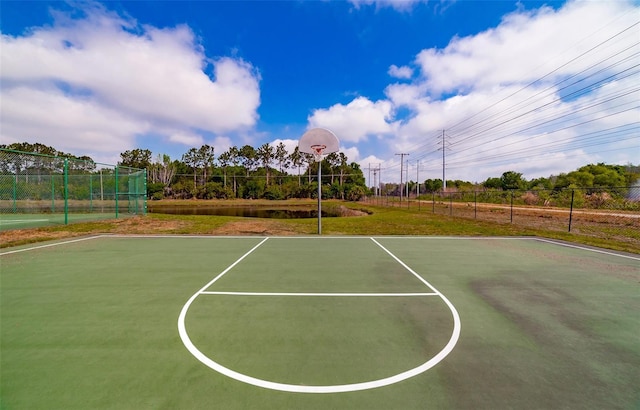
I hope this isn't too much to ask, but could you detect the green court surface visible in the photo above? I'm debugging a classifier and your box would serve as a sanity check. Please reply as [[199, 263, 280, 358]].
[[1, 236, 639, 409], [0, 213, 120, 231]]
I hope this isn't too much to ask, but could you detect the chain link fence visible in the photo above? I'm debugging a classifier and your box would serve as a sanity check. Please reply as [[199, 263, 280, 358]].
[[365, 187, 640, 247], [0, 149, 146, 230]]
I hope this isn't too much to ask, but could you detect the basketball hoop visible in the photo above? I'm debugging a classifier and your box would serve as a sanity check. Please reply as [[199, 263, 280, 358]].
[[310, 144, 327, 162], [298, 128, 339, 159], [298, 128, 340, 235]]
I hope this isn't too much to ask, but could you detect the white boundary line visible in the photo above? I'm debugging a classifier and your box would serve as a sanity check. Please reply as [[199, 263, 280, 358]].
[[90, 235, 640, 261], [532, 238, 640, 261], [102, 234, 271, 239], [178, 236, 461, 394], [3, 235, 636, 261], [371, 236, 640, 261], [1, 219, 50, 224], [201, 291, 438, 297], [0, 235, 106, 256]]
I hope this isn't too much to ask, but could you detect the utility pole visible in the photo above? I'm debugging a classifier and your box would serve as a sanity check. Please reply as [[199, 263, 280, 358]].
[[396, 153, 408, 202], [378, 164, 382, 203], [416, 160, 420, 198], [442, 130, 446, 190], [406, 160, 410, 199], [416, 160, 421, 210], [373, 168, 378, 196], [365, 163, 382, 197]]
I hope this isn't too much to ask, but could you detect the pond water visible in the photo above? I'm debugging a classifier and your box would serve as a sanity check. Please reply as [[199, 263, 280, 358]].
[[149, 206, 336, 219]]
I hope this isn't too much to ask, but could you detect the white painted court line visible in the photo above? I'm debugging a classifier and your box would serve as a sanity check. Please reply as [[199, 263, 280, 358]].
[[371, 236, 640, 261], [0, 235, 106, 256], [178, 236, 462, 394], [103, 234, 272, 239], [533, 238, 640, 261], [370, 238, 442, 294], [0, 219, 50, 224], [201, 291, 438, 297]]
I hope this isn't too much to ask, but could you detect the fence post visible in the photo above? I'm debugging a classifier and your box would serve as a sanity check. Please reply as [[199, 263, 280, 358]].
[[143, 169, 148, 215], [51, 173, 55, 212], [64, 158, 69, 225], [115, 166, 119, 219], [432, 192, 435, 213], [568, 189, 574, 232], [510, 190, 514, 223], [89, 173, 93, 212], [474, 190, 477, 219], [449, 192, 453, 216], [13, 173, 17, 213]]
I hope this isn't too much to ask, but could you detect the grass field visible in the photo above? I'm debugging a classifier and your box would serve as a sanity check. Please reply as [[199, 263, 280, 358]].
[[1, 235, 638, 409]]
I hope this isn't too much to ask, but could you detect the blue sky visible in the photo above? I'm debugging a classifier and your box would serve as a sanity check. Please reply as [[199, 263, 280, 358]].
[[1, 0, 638, 183]]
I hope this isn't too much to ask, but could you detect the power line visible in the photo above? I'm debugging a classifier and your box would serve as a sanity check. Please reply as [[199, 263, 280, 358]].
[[397, 18, 639, 181]]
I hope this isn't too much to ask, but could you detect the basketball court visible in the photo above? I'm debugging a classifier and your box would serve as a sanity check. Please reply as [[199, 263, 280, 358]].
[[1, 235, 638, 409]]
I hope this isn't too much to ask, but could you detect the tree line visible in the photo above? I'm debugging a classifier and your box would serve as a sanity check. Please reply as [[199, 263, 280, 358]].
[[414, 165, 639, 194], [117, 143, 369, 201], [2, 142, 637, 201]]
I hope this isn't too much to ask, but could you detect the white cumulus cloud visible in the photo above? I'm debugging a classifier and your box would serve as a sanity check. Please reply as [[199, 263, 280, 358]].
[[348, 0, 427, 12], [308, 97, 397, 143], [414, 1, 637, 96], [0, 2, 261, 163], [388, 64, 413, 79], [350, 0, 640, 182]]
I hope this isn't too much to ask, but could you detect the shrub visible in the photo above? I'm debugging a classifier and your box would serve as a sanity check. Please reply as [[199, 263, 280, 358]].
[[521, 191, 539, 206]]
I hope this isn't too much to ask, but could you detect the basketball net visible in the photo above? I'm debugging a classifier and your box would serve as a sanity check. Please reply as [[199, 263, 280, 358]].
[[311, 144, 326, 162]]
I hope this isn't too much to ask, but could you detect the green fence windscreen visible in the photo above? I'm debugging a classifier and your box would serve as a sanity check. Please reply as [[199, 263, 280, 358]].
[[0, 149, 147, 230]]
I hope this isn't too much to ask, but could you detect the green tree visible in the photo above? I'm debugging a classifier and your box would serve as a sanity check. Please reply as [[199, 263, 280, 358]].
[[345, 184, 367, 201], [592, 169, 625, 187], [289, 146, 304, 186], [424, 178, 443, 192], [229, 146, 241, 197], [274, 142, 289, 184], [181, 148, 199, 187], [67, 156, 96, 172], [565, 171, 594, 187], [500, 171, 525, 190], [345, 161, 365, 185], [337, 153, 349, 185], [528, 177, 552, 190], [554, 173, 572, 190], [483, 177, 502, 189], [120, 149, 151, 170], [2, 142, 58, 156], [325, 152, 339, 184], [197, 144, 216, 185], [217, 150, 230, 187], [239, 145, 256, 177], [256, 143, 274, 186]]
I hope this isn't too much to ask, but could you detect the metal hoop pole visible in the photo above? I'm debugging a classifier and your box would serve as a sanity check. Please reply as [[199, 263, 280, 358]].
[[317, 159, 322, 235]]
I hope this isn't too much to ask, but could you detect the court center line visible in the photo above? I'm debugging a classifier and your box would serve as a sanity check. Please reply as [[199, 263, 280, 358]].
[[201, 291, 438, 297]]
